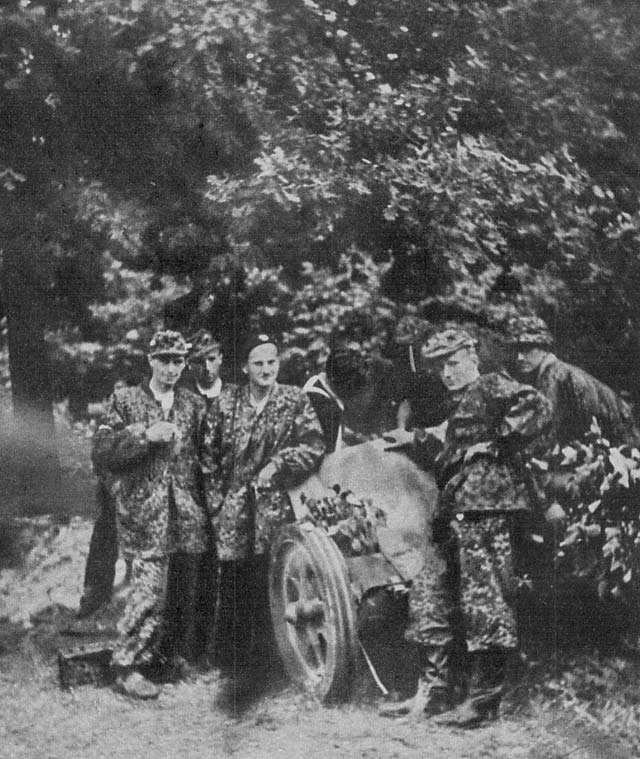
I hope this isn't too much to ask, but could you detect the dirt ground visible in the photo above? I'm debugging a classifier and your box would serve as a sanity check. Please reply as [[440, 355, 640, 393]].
[[0, 650, 634, 759], [0, 517, 637, 759]]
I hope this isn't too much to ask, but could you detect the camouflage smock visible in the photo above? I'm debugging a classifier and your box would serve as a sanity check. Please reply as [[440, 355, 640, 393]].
[[92, 383, 208, 557], [406, 373, 550, 658], [532, 353, 640, 446], [437, 372, 552, 518], [203, 383, 325, 561]]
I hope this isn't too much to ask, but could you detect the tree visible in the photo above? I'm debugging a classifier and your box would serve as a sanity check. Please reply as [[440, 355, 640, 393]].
[[6, 0, 640, 420], [0, 0, 261, 419]]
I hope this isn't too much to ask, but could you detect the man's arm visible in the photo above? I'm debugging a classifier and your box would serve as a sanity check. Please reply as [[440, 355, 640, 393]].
[[499, 379, 553, 445], [92, 390, 178, 471], [265, 394, 326, 484], [566, 365, 640, 446], [91, 392, 152, 472]]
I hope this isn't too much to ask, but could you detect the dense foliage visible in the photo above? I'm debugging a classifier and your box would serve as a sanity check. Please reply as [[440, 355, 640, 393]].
[[535, 419, 640, 605], [4, 0, 640, 409], [3, 3, 640, 469]]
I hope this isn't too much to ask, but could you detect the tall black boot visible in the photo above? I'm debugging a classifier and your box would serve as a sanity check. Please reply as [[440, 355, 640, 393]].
[[379, 644, 453, 719], [435, 648, 510, 728], [434, 686, 503, 728]]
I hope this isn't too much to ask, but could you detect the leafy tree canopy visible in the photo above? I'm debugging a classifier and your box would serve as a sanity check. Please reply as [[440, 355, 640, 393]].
[[3, 0, 640, 406]]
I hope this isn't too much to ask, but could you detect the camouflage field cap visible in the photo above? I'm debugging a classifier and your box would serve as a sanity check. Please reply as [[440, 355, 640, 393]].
[[188, 329, 222, 360], [148, 330, 190, 357], [508, 316, 554, 348], [420, 328, 477, 360]]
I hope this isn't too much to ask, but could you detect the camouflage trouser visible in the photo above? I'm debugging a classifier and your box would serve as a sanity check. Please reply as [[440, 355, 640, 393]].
[[111, 551, 213, 669], [112, 553, 169, 669], [112, 478, 212, 670], [406, 515, 519, 654]]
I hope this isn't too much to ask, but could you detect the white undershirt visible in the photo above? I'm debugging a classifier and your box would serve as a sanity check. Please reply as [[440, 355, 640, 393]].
[[196, 377, 222, 399]]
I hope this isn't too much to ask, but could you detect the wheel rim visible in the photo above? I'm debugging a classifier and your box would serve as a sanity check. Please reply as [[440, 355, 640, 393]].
[[269, 524, 356, 700], [281, 541, 334, 686]]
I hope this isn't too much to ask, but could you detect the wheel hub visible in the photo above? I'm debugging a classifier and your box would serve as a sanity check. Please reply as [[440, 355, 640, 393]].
[[269, 524, 357, 700], [285, 599, 325, 626]]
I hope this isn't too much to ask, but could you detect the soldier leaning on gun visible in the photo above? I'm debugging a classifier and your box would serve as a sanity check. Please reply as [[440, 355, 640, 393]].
[[381, 328, 552, 727], [201, 333, 325, 695], [92, 330, 208, 699]]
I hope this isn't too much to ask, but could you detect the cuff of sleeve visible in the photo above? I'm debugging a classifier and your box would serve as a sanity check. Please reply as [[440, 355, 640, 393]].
[[269, 454, 285, 478]]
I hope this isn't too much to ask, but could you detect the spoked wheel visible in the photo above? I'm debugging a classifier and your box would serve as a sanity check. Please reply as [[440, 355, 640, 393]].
[[269, 522, 357, 701]]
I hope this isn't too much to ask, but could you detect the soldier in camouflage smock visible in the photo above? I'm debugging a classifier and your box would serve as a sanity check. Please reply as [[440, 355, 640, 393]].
[[202, 333, 325, 686], [203, 334, 325, 561], [381, 328, 552, 726], [509, 316, 639, 447], [92, 331, 207, 699]]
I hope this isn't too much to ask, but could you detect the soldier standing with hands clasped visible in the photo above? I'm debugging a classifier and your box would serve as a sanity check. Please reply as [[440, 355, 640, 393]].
[[92, 330, 208, 699]]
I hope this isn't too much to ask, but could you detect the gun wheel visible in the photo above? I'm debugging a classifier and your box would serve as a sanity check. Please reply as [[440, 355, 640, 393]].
[[269, 523, 357, 701]]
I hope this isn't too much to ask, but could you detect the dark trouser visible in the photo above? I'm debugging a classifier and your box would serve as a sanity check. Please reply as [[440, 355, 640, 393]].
[[406, 514, 522, 698], [83, 481, 118, 600], [157, 480, 217, 665], [211, 555, 272, 676], [164, 550, 217, 664]]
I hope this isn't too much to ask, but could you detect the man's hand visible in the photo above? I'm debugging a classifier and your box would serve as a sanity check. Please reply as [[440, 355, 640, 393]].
[[146, 421, 180, 444], [383, 427, 415, 448], [126, 422, 147, 437], [256, 462, 278, 491], [427, 421, 448, 443]]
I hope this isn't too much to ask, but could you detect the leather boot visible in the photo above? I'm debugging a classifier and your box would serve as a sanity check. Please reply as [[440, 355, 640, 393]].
[[77, 585, 111, 618], [113, 668, 161, 700], [434, 685, 502, 728], [380, 645, 453, 719], [379, 677, 451, 718]]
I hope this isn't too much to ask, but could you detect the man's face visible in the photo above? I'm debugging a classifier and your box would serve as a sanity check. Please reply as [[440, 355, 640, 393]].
[[190, 346, 223, 388], [515, 345, 547, 376], [245, 343, 279, 391], [437, 347, 480, 392], [148, 353, 185, 390]]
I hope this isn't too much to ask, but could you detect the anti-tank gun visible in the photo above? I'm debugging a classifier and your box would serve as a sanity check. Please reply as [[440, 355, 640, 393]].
[[269, 438, 438, 700]]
